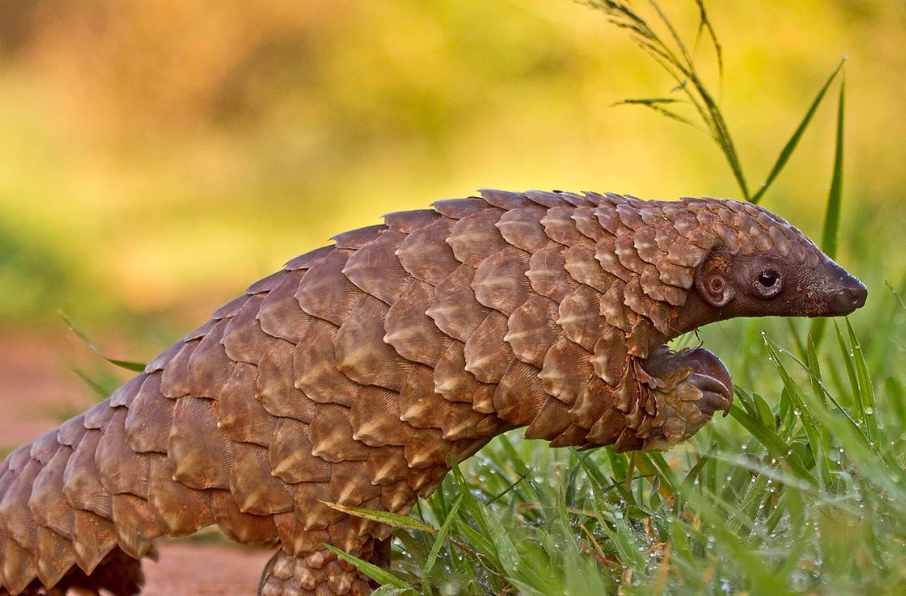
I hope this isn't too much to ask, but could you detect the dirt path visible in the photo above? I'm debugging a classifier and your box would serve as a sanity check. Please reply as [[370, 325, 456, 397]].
[[145, 542, 273, 596], [0, 330, 276, 594]]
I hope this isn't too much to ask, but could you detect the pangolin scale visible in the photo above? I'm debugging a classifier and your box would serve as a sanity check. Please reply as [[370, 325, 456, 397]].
[[0, 189, 866, 595]]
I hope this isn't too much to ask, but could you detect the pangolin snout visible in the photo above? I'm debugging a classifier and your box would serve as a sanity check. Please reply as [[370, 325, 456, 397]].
[[834, 276, 867, 312], [823, 261, 868, 315]]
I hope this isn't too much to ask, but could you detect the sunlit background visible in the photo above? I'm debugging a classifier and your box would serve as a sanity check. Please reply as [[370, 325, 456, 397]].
[[0, 0, 903, 441]]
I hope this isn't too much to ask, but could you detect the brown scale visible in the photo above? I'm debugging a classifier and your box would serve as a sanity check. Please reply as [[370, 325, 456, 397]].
[[539, 207, 586, 246], [294, 319, 359, 407], [495, 206, 553, 253], [217, 363, 278, 447], [1, 190, 841, 596], [506, 296, 562, 370], [538, 338, 595, 406], [472, 246, 533, 316], [109, 374, 147, 409], [343, 231, 412, 306], [425, 265, 490, 342], [246, 269, 289, 295], [167, 397, 234, 490], [432, 342, 483, 403], [395, 218, 459, 285], [146, 454, 214, 536], [109, 494, 160, 559], [258, 340, 318, 422], [96, 409, 149, 498], [258, 269, 312, 344], [526, 243, 580, 302], [382, 208, 440, 233], [463, 311, 514, 384], [286, 246, 333, 272], [558, 284, 608, 351], [335, 296, 413, 392], [295, 249, 360, 327], [186, 319, 235, 400], [159, 341, 199, 398], [29, 447, 75, 539], [384, 281, 449, 367], [124, 375, 176, 454], [446, 207, 507, 268], [349, 386, 410, 447], [269, 419, 333, 484], [222, 294, 277, 365], [229, 443, 294, 516]]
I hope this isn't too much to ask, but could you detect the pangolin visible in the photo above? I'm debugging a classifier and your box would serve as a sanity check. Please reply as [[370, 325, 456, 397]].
[[0, 190, 867, 595]]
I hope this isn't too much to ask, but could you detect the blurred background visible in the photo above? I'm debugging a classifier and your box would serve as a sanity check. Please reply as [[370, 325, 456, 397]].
[[0, 1, 904, 591], [0, 0, 903, 475]]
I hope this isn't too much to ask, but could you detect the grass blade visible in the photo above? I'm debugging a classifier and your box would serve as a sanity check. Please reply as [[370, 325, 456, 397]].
[[422, 494, 464, 578], [810, 74, 846, 347], [322, 503, 436, 535], [728, 404, 814, 484], [820, 75, 846, 260], [763, 337, 829, 486], [322, 544, 410, 589], [751, 59, 845, 204], [846, 319, 879, 444], [59, 310, 147, 373]]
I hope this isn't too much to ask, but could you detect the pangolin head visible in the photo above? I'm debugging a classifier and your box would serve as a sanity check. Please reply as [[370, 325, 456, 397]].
[[688, 198, 867, 320]]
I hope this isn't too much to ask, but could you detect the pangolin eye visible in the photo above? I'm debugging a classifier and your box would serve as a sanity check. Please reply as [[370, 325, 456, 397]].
[[758, 271, 778, 288], [754, 268, 783, 298]]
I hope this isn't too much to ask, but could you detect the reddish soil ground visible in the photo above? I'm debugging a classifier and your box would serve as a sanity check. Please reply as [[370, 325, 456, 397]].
[[0, 330, 273, 595], [0, 333, 97, 450], [144, 542, 272, 596]]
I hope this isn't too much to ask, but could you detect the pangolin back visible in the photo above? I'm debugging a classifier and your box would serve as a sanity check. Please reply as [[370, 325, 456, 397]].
[[0, 189, 816, 595]]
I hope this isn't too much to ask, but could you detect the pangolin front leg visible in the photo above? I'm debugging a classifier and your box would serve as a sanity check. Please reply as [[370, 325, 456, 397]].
[[0, 189, 866, 595]]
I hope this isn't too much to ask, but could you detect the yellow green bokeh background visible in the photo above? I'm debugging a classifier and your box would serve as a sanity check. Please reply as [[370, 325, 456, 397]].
[[0, 0, 903, 339]]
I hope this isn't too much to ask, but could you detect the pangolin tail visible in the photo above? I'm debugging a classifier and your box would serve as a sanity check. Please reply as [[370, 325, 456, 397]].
[[0, 411, 154, 596]]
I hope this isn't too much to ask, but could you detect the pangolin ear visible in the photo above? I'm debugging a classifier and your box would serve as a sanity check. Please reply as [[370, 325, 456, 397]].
[[694, 248, 735, 308]]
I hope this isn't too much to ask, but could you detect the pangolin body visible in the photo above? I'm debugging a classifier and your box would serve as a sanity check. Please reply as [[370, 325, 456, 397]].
[[0, 189, 866, 595]]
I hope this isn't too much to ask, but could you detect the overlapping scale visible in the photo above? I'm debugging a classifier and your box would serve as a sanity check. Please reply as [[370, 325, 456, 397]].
[[2, 190, 800, 596]]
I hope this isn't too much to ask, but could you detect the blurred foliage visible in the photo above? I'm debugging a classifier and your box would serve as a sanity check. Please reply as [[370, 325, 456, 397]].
[[0, 0, 904, 340]]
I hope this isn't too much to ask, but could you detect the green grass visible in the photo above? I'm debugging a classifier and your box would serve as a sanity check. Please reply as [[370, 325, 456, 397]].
[[328, 3, 906, 595]]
